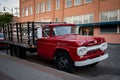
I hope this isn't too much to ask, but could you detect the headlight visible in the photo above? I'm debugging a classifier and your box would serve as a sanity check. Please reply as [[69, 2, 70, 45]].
[[77, 47, 88, 56], [100, 43, 108, 51]]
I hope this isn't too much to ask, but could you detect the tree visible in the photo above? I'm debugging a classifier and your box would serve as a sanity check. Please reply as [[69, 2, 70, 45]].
[[0, 12, 13, 31]]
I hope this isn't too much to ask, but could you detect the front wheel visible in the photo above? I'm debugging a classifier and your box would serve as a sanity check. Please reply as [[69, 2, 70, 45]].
[[55, 53, 75, 73]]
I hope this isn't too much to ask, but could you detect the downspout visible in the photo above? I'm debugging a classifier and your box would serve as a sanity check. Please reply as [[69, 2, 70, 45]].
[[33, 0, 35, 21]]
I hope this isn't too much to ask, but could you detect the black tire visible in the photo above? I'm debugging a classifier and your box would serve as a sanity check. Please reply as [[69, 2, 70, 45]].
[[19, 47, 26, 59], [9, 45, 14, 56], [55, 52, 75, 73], [10, 45, 26, 59], [13, 46, 19, 57]]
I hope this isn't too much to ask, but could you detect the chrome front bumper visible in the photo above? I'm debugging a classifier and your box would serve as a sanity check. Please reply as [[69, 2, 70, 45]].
[[75, 53, 108, 67]]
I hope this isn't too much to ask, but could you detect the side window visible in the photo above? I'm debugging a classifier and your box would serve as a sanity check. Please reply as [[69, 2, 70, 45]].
[[100, 25, 117, 33], [42, 27, 51, 37]]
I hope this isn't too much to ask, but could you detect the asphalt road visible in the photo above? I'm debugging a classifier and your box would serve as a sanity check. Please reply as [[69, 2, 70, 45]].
[[0, 44, 120, 80]]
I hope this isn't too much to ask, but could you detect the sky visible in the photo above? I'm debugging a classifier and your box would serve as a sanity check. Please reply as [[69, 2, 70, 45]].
[[0, 0, 19, 15]]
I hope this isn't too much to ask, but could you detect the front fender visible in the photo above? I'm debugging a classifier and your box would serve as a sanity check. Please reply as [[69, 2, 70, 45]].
[[54, 46, 77, 61]]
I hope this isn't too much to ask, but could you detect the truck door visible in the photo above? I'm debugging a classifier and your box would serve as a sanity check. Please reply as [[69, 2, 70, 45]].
[[37, 27, 54, 59]]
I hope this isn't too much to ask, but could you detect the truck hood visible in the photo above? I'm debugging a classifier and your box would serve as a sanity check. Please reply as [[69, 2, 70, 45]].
[[53, 34, 105, 47]]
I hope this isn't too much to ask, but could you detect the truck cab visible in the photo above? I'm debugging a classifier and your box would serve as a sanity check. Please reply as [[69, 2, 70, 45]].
[[37, 23, 108, 72]]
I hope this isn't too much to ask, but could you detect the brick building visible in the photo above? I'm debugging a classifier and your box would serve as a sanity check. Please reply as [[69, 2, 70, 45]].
[[19, 0, 120, 44]]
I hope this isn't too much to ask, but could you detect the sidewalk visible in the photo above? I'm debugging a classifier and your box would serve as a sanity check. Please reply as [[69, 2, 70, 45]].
[[0, 54, 89, 80]]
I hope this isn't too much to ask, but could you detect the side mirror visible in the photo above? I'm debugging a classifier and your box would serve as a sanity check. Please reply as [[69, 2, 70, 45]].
[[37, 27, 42, 39]]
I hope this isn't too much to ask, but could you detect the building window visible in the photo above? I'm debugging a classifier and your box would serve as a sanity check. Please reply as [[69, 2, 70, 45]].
[[64, 14, 94, 24], [100, 12, 108, 22], [83, 14, 94, 23], [100, 25, 117, 33], [117, 25, 120, 34], [46, 0, 51, 11], [89, 14, 94, 23], [109, 11, 117, 21], [26, 7, 29, 16], [74, 0, 82, 6], [29, 6, 33, 16], [22, 8, 25, 17], [64, 17, 73, 23], [65, 0, 72, 8], [100, 10, 118, 22], [80, 27, 94, 36], [36, 4, 40, 14], [73, 16, 82, 24], [41, 2, 45, 13], [84, 0, 93, 3], [83, 15, 89, 23], [56, 0, 60, 9]]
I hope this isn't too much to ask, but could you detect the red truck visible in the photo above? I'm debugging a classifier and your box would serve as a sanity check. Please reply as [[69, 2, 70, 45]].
[[3, 22, 108, 72]]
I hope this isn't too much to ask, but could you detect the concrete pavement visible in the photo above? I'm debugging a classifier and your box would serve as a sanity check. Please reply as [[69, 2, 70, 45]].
[[0, 54, 89, 80]]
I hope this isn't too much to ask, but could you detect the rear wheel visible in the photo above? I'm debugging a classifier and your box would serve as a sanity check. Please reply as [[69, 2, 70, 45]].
[[10, 45, 26, 59], [55, 52, 75, 73], [9, 45, 14, 56]]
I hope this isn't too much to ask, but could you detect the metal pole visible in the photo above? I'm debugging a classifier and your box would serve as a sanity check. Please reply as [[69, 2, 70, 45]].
[[12, 8, 13, 15]]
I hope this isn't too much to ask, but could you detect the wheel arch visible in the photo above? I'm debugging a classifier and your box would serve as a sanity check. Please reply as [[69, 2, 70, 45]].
[[54, 48, 75, 73], [53, 48, 72, 61]]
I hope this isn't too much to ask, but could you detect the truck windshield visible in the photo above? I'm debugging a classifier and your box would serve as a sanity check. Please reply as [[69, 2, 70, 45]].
[[53, 26, 78, 36]]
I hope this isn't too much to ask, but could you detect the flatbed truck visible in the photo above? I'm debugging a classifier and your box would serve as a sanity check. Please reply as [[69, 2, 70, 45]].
[[3, 22, 108, 72]]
